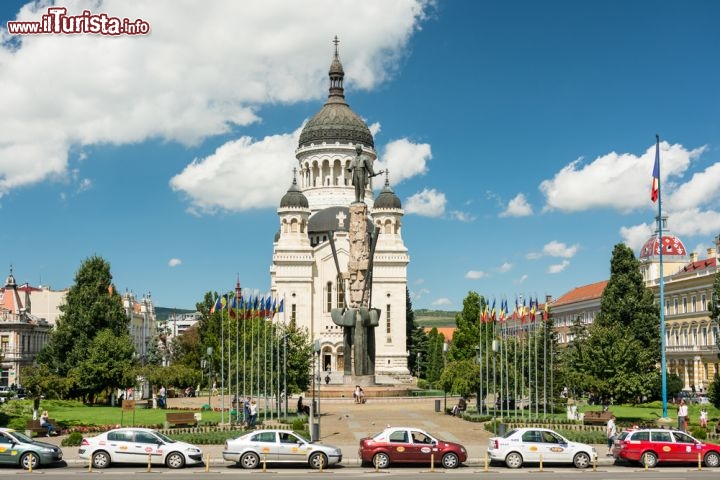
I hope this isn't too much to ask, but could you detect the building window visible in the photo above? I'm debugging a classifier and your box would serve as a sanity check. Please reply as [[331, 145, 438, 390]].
[[336, 275, 345, 309], [692, 296, 697, 313], [0, 336, 8, 352], [326, 282, 332, 313], [673, 298, 678, 315], [386, 304, 391, 335], [291, 304, 296, 324], [682, 297, 687, 314], [701, 294, 707, 311]]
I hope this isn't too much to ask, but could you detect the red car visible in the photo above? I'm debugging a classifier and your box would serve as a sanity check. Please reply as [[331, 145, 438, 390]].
[[613, 428, 720, 468], [359, 426, 467, 469]]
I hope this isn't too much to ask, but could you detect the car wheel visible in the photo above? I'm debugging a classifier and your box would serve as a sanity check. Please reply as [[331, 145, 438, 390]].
[[704, 451, 720, 467], [505, 451, 523, 469], [441, 452, 460, 469], [641, 451, 658, 468], [239, 452, 260, 469], [166, 452, 186, 469], [92, 451, 111, 469], [20, 452, 39, 470], [309, 452, 328, 469], [373, 452, 391, 469], [573, 452, 591, 469]]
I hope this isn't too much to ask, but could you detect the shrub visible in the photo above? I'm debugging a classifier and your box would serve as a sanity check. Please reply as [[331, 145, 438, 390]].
[[61, 432, 84, 447], [417, 379, 429, 390], [691, 427, 708, 440], [292, 417, 306, 432]]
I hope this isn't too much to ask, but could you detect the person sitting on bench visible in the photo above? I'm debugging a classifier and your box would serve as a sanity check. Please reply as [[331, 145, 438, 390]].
[[451, 397, 467, 416], [40, 410, 55, 436]]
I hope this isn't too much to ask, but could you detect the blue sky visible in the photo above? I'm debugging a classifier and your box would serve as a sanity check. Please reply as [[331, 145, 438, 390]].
[[1, 0, 719, 311]]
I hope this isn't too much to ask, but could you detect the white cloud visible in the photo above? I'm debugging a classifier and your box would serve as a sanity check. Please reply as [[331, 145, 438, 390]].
[[514, 274, 528, 285], [498, 262, 512, 273], [620, 223, 653, 251], [375, 138, 432, 184], [543, 240, 578, 258], [432, 297, 452, 306], [411, 287, 430, 301], [465, 270, 487, 280], [168, 258, 182, 267], [540, 142, 706, 213], [404, 188, 446, 217], [526, 252, 543, 260], [170, 127, 300, 213], [669, 162, 720, 210], [664, 208, 720, 237], [547, 260, 570, 274], [0, 0, 431, 198], [450, 210, 475, 222], [500, 193, 533, 217]]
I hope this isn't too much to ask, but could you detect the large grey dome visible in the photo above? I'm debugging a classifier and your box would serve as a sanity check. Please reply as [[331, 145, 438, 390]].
[[373, 175, 401, 210], [298, 41, 374, 149], [279, 176, 308, 209], [308, 206, 373, 234]]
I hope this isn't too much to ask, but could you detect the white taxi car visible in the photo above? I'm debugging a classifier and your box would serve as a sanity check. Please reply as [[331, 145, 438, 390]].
[[488, 427, 596, 469], [78, 427, 203, 469]]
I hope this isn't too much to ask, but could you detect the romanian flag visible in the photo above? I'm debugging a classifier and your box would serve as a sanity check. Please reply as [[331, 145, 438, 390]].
[[520, 298, 528, 323], [278, 297, 284, 313], [228, 296, 237, 318], [651, 136, 660, 203], [530, 297, 537, 322], [490, 299, 497, 322], [543, 301, 549, 321], [211, 294, 228, 314], [499, 299, 507, 323]]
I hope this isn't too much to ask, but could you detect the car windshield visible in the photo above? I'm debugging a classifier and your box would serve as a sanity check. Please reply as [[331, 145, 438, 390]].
[[7, 431, 33, 443], [502, 429, 518, 439], [153, 431, 177, 444]]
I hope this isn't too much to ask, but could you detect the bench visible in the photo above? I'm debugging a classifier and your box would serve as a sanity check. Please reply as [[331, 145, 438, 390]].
[[165, 412, 198, 427], [26, 419, 57, 436], [582, 410, 613, 425]]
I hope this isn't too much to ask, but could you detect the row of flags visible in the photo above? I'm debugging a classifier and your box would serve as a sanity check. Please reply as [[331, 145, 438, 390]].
[[480, 297, 549, 323], [210, 294, 284, 319]]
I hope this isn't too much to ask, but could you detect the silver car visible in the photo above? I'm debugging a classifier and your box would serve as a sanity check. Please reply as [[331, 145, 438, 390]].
[[223, 429, 342, 469]]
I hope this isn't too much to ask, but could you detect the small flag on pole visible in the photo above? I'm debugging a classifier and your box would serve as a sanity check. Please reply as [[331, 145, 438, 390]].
[[651, 137, 660, 203]]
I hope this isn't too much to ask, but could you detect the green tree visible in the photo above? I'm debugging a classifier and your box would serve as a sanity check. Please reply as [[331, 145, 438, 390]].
[[710, 270, 720, 355], [438, 359, 480, 397], [38, 256, 130, 400], [448, 291, 483, 361], [563, 244, 660, 403], [283, 322, 313, 394], [406, 289, 428, 377], [72, 329, 136, 399]]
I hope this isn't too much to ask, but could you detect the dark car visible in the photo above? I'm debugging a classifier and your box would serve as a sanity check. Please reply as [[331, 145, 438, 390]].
[[359, 426, 467, 469], [0, 428, 64, 469]]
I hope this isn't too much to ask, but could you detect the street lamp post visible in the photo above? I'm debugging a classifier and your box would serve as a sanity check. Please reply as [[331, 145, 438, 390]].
[[443, 342, 448, 411]]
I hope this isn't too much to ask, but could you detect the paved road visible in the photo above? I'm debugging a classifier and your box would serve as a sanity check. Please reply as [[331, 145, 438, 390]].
[[41, 396, 611, 468]]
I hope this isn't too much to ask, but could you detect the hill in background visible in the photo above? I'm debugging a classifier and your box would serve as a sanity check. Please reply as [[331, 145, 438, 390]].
[[415, 309, 457, 328]]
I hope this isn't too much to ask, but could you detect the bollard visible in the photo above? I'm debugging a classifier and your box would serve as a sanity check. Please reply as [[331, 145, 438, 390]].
[[263, 454, 267, 473], [147, 453, 152, 472], [539, 453, 543, 472], [28, 457, 33, 473], [205, 453, 210, 472], [320, 454, 324, 472], [430, 453, 435, 472], [698, 452, 702, 471], [374, 455, 379, 472], [644, 454, 648, 471], [88, 458, 93, 473], [592, 455, 597, 471], [484, 452, 489, 472]]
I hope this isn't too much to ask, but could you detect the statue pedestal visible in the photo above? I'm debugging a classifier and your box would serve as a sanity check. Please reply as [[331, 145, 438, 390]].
[[343, 374, 375, 387]]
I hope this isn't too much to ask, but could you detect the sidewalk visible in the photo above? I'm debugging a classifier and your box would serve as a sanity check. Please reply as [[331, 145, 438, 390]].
[[42, 397, 614, 467]]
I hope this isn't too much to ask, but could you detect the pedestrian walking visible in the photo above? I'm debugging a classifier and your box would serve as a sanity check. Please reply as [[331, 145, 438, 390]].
[[606, 415, 617, 456]]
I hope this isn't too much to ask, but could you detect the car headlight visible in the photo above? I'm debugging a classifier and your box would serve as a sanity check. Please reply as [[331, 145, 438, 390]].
[[187, 448, 201, 454]]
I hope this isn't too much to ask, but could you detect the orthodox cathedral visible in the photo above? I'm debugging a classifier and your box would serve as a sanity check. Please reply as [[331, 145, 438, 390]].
[[270, 42, 411, 380]]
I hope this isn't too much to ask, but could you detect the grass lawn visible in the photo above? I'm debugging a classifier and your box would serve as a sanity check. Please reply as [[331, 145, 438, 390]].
[[0, 399, 289, 431], [579, 401, 719, 429]]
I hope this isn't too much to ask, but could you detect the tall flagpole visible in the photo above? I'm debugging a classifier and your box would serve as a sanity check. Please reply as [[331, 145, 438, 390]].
[[654, 134, 668, 418]]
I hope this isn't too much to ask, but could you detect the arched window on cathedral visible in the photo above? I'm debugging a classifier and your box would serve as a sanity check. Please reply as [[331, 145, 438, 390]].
[[336, 275, 345, 309], [290, 218, 298, 233], [326, 281, 333, 313]]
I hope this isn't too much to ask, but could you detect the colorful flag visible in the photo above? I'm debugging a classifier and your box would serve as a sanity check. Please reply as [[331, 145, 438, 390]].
[[490, 299, 497, 322], [210, 296, 222, 314], [499, 299, 507, 323], [651, 136, 660, 203], [228, 296, 237, 318], [520, 298, 528, 323], [278, 297, 284, 313], [530, 297, 537, 322], [543, 301, 549, 321]]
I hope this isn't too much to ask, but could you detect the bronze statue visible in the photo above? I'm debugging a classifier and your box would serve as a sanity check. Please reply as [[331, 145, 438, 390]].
[[348, 144, 383, 203]]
